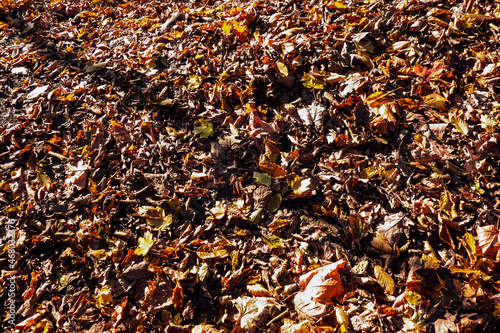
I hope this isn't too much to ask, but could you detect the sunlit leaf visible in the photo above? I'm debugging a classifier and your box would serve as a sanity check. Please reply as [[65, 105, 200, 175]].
[[335, 307, 350, 333], [302, 73, 326, 89], [275, 61, 289, 77], [449, 112, 469, 136], [193, 120, 214, 138], [222, 21, 232, 35], [439, 190, 458, 220], [480, 114, 497, 133], [187, 74, 203, 89], [135, 231, 154, 256], [405, 291, 421, 307], [259, 161, 286, 178], [374, 265, 395, 295], [263, 235, 285, 249], [96, 285, 113, 306], [290, 175, 312, 196]]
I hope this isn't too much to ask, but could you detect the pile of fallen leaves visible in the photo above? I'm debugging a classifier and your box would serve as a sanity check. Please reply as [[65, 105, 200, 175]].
[[1, 0, 500, 332]]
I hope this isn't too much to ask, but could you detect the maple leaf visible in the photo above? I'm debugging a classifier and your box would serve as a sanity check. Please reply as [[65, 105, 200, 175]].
[[193, 120, 214, 138]]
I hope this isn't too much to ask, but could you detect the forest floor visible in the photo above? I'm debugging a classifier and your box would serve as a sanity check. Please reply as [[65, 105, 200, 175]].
[[1, 0, 500, 332]]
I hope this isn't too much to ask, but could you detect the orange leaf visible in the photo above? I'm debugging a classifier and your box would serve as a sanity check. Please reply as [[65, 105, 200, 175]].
[[259, 161, 287, 178], [172, 281, 184, 312]]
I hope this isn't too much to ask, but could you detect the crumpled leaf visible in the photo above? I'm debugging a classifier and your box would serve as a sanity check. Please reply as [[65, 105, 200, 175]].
[[233, 296, 276, 333], [297, 102, 326, 128]]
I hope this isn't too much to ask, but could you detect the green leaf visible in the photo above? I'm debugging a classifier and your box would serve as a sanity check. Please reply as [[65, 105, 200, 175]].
[[193, 120, 214, 138], [135, 231, 154, 256], [253, 171, 272, 187], [266, 193, 282, 213]]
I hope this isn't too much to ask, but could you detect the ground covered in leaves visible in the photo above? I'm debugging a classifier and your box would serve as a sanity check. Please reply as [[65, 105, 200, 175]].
[[1, 0, 500, 332]]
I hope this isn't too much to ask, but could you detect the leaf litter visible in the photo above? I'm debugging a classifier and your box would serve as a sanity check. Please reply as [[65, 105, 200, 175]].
[[1, 0, 500, 332]]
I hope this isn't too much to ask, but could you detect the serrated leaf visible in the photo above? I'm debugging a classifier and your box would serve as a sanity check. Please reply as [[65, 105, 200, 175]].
[[266, 194, 282, 213], [374, 265, 395, 295], [135, 231, 154, 256], [222, 21, 232, 35], [193, 120, 214, 138], [253, 171, 272, 187]]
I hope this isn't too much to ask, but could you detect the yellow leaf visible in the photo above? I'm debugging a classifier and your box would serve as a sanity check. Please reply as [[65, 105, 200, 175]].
[[374, 265, 395, 295], [275, 61, 289, 77], [96, 285, 113, 306], [302, 73, 326, 89], [263, 235, 285, 249], [405, 291, 421, 307], [135, 231, 154, 256], [463, 232, 477, 264], [360, 166, 382, 179], [439, 190, 458, 220], [187, 74, 203, 89], [221, 21, 232, 35], [335, 307, 350, 333], [366, 91, 389, 108], [290, 175, 311, 196], [232, 20, 246, 34]]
